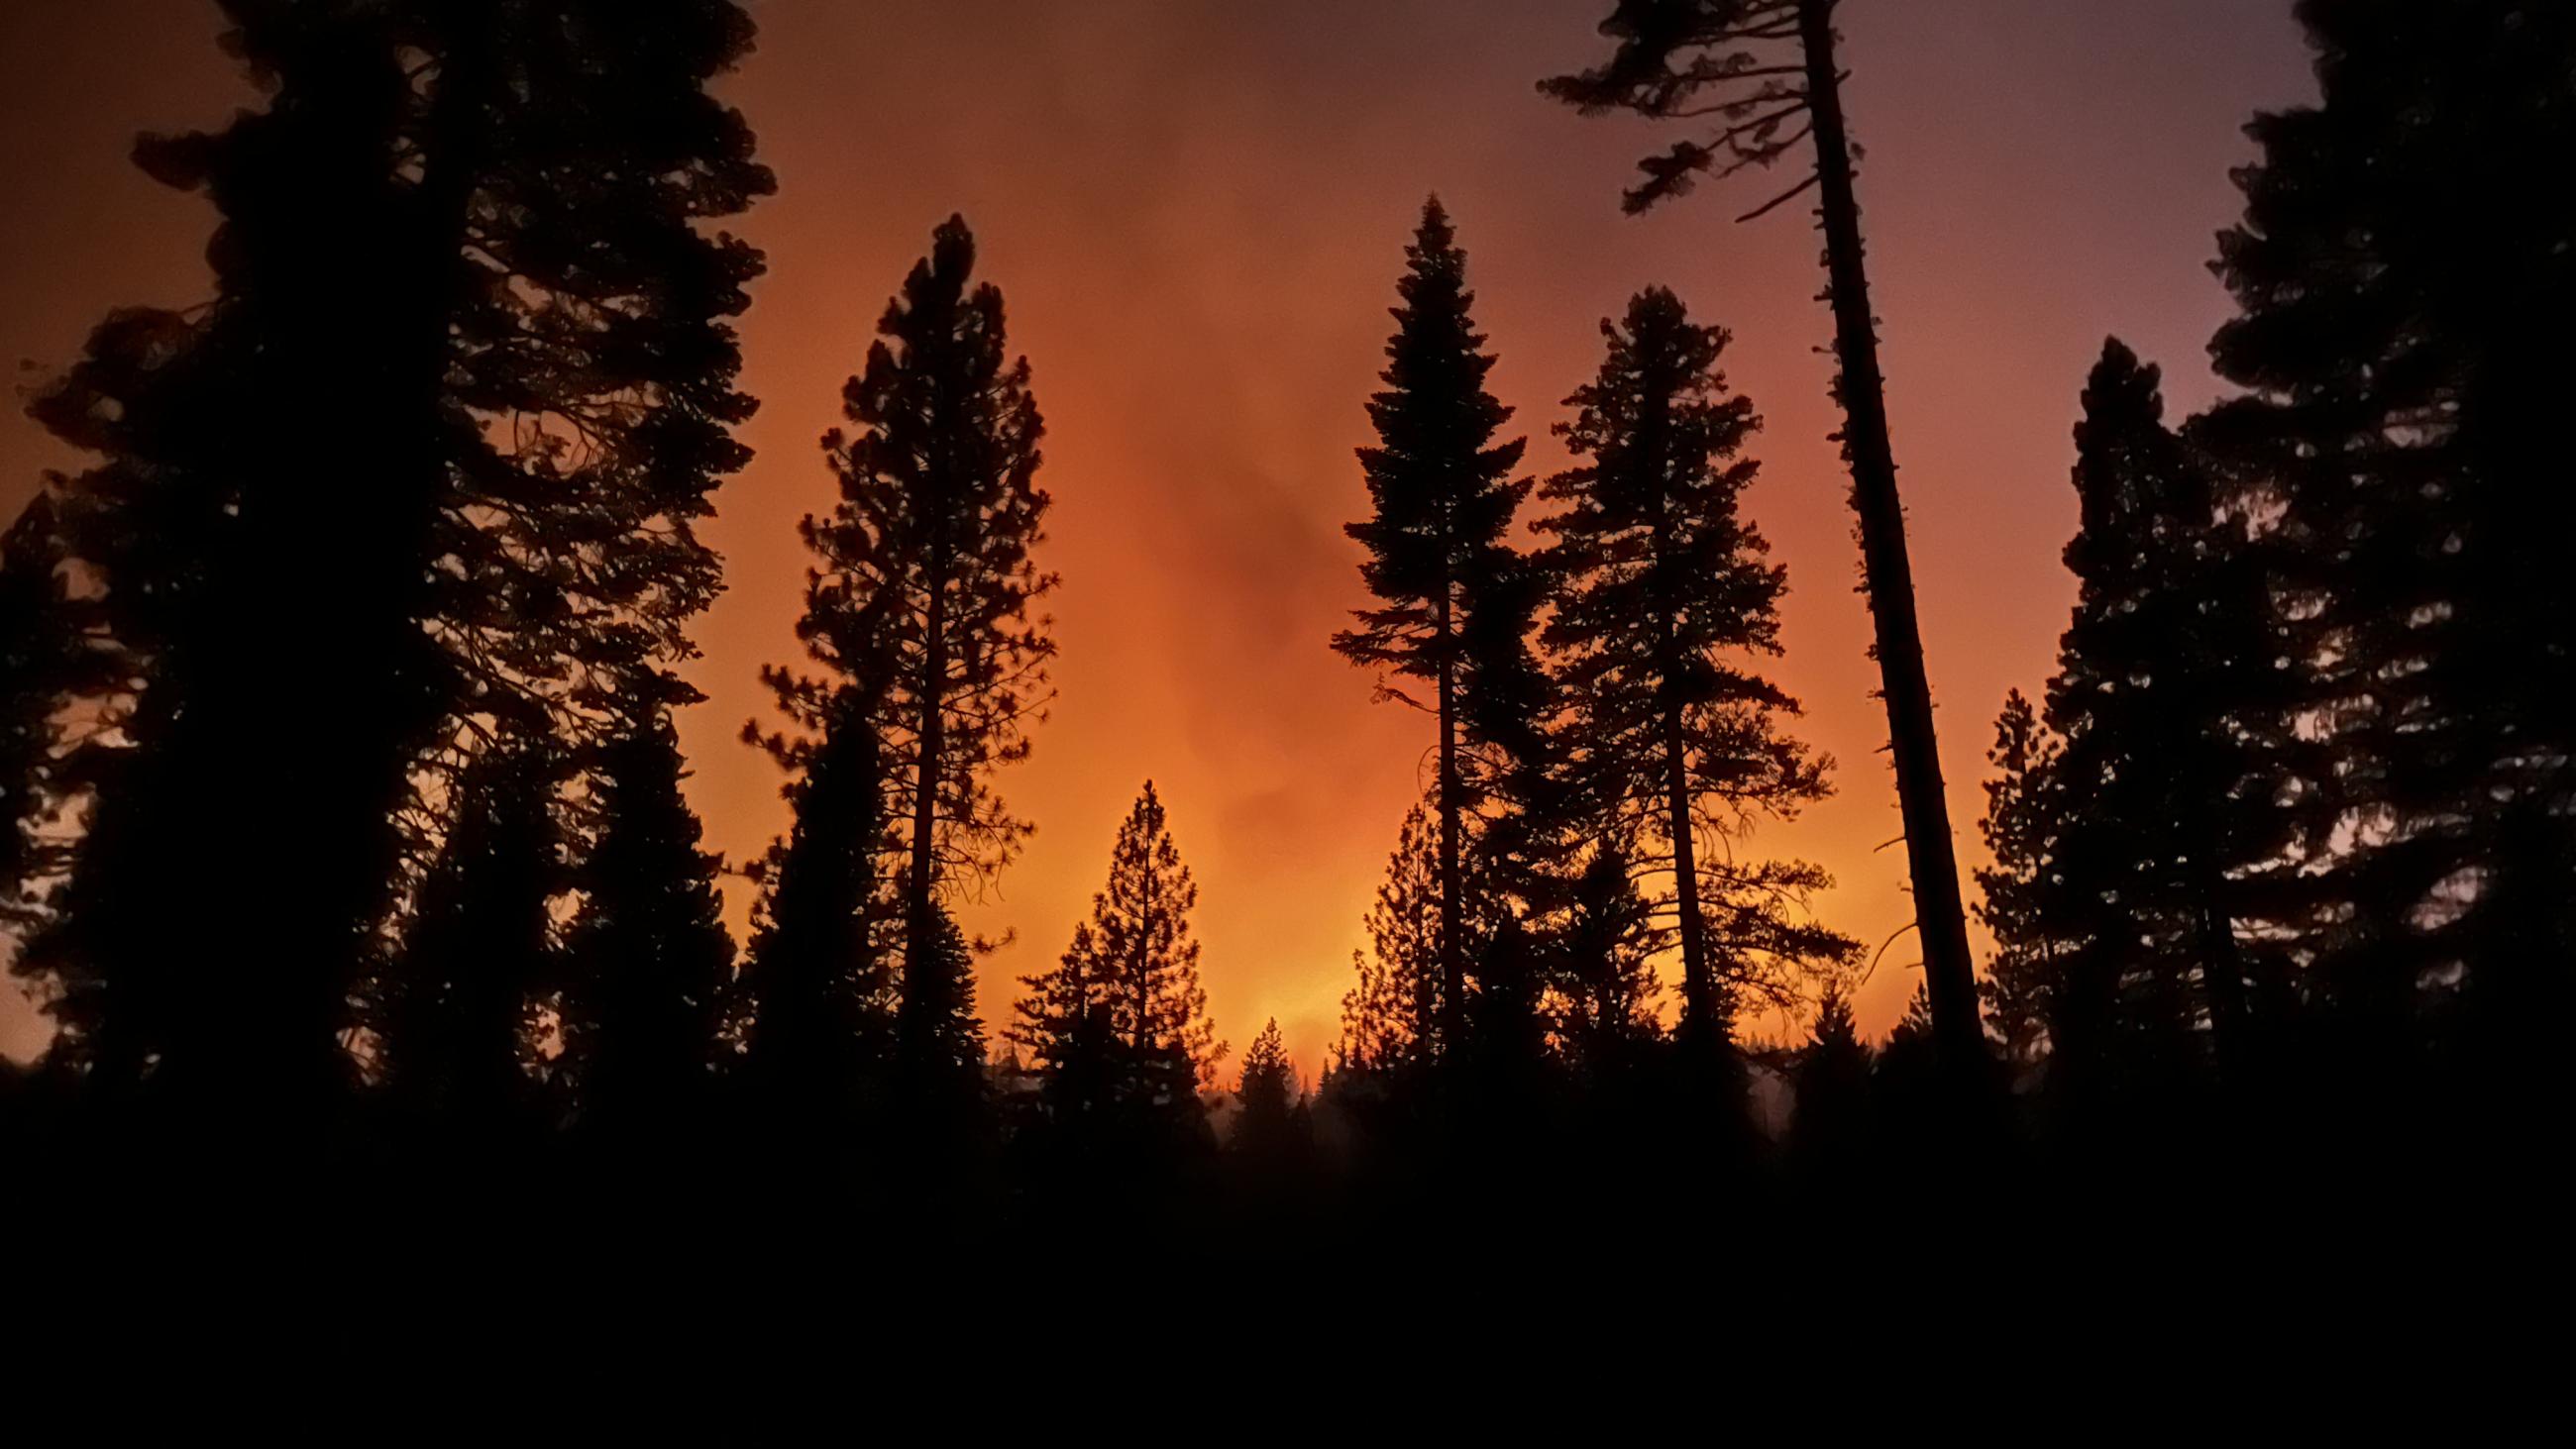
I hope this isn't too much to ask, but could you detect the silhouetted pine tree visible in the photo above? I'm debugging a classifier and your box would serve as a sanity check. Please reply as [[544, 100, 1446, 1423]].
[[1335, 800, 1485, 1076], [376, 738, 564, 1139], [1231, 1017, 1303, 1160], [1015, 782, 1224, 1138], [1546, 2, 1986, 1066], [2201, 0, 2576, 1091], [762, 214, 1056, 1064], [1788, 982, 1874, 1189], [21, 2, 770, 1113], [558, 713, 733, 1136], [893, 900, 988, 1145], [2040, 343, 2308, 1102], [1537, 285, 1855, 1055], [1973, 690, 2063, 1077], [738, 689, 890, 1121], [1333, 198, 1535, 1058]]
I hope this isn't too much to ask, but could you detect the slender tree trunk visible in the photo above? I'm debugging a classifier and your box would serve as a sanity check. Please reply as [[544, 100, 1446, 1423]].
[[1434, 587, 1465, 1058], [1797, 0, 1983, 1067], [1664, 685, 1713, 1042], [907, 554, 948, 1037]]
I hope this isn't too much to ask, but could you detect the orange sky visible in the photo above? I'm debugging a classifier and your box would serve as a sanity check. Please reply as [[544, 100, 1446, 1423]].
[[0, 1, 2315, 1077]]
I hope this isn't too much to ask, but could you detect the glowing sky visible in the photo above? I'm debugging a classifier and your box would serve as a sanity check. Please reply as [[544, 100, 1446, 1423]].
[[0, 1, 2315, 1075]]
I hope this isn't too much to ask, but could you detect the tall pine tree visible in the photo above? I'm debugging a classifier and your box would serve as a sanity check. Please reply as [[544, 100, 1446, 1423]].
[[763, 215, 1056, 1070], [2040, 343, 2308, 1095], [2201, 0, 2576, 1085], [1333, 198, 1535, 1057], [1536, 285, 1854, 1053]]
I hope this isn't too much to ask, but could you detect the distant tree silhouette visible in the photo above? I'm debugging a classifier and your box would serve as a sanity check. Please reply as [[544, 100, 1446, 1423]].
[[1231, 1017, 1304, 1159], [375, 738, 564, 1138], [558, 713, 733, 1136], [737, 689, 890, 1121], [21, 2, 770, 1114], [1015, 782, 1224, 1137], [1334, 198, 1535, 1058], [1547, 1, 1986, 1067], [764, 214, 1057, 1062], [2200, 0, 2576, 1084], [1788, 981, 1874, 1187], [1973, 690, 2062, 1077], [1537, 285, 1855, 1054]]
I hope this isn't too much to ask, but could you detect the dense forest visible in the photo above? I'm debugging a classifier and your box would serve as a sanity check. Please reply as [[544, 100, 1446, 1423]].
[[1, 0, 2563, 1271]]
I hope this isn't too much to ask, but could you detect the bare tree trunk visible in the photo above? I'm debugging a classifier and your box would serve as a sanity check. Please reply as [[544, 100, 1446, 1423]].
[[1797, 0, 1983, 1067]]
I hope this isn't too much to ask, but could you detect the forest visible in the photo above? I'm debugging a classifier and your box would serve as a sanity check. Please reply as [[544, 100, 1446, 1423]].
[[0, 0, 2563, 1277]]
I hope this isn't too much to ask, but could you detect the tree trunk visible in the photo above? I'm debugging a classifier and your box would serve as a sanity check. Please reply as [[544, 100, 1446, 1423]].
[[1435, 588, 1465, 1059], [1797, 0, 1983, 1068], [907, 551, 948, 1042], [1665, 684, 1713, 1042]]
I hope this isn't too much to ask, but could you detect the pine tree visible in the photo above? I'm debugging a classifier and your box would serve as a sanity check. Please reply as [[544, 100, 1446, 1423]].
[[2201, 0, 2576, 1081], [1014, 782, 1225, 1123], [559, 713, 734, 1133], [1537, 285, 1855, 1051], [376, 737, 564, 1135], [1973, 690, 2063, 1076], [1333, 198, 1535, 1058], [1788, 982, 1874, 1184], [761, 214, 1056, 1064], [2041, 343, 2308, 1094], [737, 689, 889, 1118], [1546, 2, 1986, 1066], [21, 2, 770, 1109], [1231, 1017, 1302, 1156], [894, 901, 988, 1136]]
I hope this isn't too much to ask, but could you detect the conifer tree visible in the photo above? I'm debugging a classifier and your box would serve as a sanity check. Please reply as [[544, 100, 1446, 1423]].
[[376, 738, 564, 1134], [1546, 2, 1986, 1065], [2201, 0, 2576, 1072], [1232, 1017, 1302, 1155], [1014, 782, 1224, 1120], [20, 2, 771, 1108], [559, 713, 734, 1132], [737, 690, 889, 1115], [1537, 285, 1854, 1051], [894, 901, 988, 1132], [2041, 343, 2307, 1090], [1788, 982, 1874, 1183], [1333, 198, 1535, 1057], [763, 214, 1056, 1052], [1973, 690, 2063, 1076]]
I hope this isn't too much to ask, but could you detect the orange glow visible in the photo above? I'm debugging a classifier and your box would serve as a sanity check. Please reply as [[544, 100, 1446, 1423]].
[[0, 1, 2316, 1075]]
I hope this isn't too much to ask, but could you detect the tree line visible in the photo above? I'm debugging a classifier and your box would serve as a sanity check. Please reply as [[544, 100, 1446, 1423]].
[[0, 0, 2564, 1253]]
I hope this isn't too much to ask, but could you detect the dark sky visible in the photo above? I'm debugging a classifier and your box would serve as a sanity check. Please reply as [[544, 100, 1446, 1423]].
[[0, 0, 2317, 1069]]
